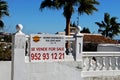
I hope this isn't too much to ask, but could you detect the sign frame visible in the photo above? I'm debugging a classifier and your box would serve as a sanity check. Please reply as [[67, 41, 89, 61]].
[[29, 34, 65, 62]]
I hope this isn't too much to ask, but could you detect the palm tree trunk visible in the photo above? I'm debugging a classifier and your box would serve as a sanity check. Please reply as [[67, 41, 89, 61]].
[[65, 17, 71, 55], [65, 17, 71, 36]]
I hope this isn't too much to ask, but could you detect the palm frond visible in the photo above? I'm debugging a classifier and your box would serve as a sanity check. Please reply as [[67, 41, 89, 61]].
[[78, 0, 99, 15], [0, 0, 9, 18], [104, 13, 110, 26], [40, 0, 55, 11], [95, 22, 105, 28], [0, 20, 4, 29], [110, 17, 118, 25]]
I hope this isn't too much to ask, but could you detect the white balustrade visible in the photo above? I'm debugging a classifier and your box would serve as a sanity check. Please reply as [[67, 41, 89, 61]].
[[82, 52, 120, 77], [82, 52, 120, 71]]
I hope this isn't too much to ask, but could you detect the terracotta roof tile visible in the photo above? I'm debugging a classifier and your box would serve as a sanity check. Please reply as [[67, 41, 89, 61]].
[[83, 34, 118, 44]]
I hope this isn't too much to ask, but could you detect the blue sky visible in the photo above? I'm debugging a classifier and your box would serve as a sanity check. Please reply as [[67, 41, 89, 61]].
[[3, 0, 120, 39]]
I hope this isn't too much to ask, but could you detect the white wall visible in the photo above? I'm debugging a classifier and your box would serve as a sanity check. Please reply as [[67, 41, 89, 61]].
[[26, 61, 83, 80], [97, 44, 120, 51], [0, 61, 11, 80], [0, 61, 83, 80], [1, 61, 120, 80]]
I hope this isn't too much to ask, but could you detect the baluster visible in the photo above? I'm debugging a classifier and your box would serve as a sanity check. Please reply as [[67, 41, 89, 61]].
[[118, 57, 120, 70], [115, 56, 118, 70], [83, 57, 86, 71], [111, 57, 116, 70], [88, 57, 91, 71], [96, 57, 103, 70], [109, 56, 112, 70], [90, 57, 97, 70], [102, 57, 107, 70], [83, 57, 90, 71], [106, 57, 110, 70]]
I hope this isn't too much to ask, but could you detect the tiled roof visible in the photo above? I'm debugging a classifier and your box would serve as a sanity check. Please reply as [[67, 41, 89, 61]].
[[56, 31, 118, 44], [83, 33, 118, 44]]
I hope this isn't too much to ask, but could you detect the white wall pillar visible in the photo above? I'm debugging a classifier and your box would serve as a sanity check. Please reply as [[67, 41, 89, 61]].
[[11, 24, 26, 80], [75, 33, 83, 61]]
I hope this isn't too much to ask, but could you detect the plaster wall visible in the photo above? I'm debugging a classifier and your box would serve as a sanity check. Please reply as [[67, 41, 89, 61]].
[[0, 61, 83, 80], [97, 44, 120, 51], [0, 61, 11, 80]]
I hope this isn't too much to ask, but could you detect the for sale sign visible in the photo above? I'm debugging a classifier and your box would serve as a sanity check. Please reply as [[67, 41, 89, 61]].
[[29, 34, 65, 62]]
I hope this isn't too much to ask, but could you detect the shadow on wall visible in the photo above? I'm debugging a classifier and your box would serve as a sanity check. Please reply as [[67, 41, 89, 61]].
[[83, 43, 98, 51]]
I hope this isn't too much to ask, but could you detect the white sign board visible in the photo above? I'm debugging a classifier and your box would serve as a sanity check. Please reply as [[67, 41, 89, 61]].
[[29, 34, 65, 62]]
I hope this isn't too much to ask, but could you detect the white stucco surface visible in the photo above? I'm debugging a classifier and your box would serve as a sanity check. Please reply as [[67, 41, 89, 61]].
[[0, 61, 83, 80], [0, 61, 11, 80], [26, 61, 82, 80], [1, 61, 120, 80], [97, 44, 120, 51]]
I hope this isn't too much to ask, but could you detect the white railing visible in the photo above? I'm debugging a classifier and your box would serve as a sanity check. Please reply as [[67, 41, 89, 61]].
[[82, 52, 120, 77]]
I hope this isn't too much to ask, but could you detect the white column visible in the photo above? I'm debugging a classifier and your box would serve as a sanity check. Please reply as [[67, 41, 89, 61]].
[[11, 24, 26, 80], [75, 33, 83, 61]]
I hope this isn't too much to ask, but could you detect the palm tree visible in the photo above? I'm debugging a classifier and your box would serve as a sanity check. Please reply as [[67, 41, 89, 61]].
[[40, 0, 99, 36], [0, 0, 9, 30], [95, 13, 120, 39], [40, 0, 99, 54]]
